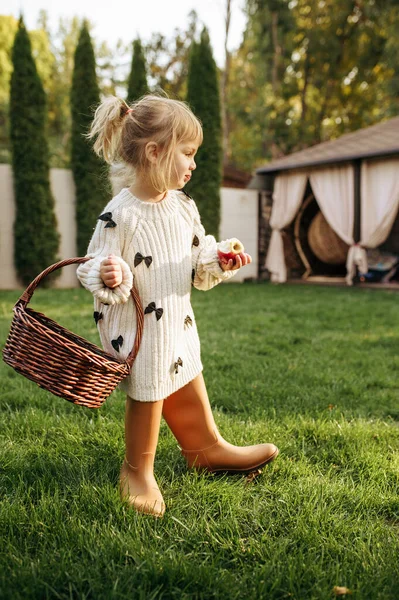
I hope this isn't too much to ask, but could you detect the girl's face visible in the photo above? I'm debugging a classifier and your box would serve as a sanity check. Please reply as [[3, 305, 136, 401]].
[[171, 141, 198, 189]]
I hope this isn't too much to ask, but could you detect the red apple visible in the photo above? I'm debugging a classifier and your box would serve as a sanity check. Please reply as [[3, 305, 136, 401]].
[[217, 238, 245, 264]]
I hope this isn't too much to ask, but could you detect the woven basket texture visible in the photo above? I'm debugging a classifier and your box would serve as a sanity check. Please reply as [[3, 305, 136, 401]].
[[308, 212, 349, 265], [2, 257, 143, 408]]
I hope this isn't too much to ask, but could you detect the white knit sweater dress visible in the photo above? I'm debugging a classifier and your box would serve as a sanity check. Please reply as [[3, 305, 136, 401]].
[[76, 187, 237, 401]]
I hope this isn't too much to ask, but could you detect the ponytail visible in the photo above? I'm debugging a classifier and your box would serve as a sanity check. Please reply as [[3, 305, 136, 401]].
[[86, 93, 203, 192], [87, 96, 130, 163]]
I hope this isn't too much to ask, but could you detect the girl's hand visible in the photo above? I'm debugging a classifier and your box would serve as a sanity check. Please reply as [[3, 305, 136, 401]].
[[100, 255, 123, 288], [220, 252, 252, 271]]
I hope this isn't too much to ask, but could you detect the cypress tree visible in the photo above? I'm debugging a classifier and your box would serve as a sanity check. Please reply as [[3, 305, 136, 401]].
[[186, 28, 222, 238], [71, 22, 110, 257], [9, 18, 60, 286], [127, 38, 149, 103]]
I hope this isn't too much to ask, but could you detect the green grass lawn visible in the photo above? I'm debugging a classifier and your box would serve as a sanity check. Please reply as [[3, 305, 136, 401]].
[[1, 283, 398, 599]]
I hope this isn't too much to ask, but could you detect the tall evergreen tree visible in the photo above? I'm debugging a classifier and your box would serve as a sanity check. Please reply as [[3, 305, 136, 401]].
[[127, 38, 148, 103], [9, 17, 60, 285], [71, 22, 110, 256], [186, 28, 222, 238]]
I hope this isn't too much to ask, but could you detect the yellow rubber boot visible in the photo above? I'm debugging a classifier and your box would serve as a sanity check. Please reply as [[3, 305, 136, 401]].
[[120, 396, 165, 517], [162, 374, 278, 473]]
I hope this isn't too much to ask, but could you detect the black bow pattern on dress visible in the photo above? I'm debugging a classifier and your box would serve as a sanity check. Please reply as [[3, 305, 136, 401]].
[[184, 315, 193, 328], [134, 252, 153, 268], [93, 311, 103, 325], [192, 235, 200, 247], [144, 302, 164, 321], [111, 335, 123, 352], [191, 268, 195, 284], [174, 357, 183, 374], [98, 212, 117, 228]]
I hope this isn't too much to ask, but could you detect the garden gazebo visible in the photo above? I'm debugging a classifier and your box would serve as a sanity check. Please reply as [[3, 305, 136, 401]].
[[249, 116, 399, 285]]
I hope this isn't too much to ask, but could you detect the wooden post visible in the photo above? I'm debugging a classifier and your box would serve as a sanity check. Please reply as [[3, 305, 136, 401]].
[[353, 159, 361, 243], [257, 191, 261, 280], [352, 159, 362, 284]]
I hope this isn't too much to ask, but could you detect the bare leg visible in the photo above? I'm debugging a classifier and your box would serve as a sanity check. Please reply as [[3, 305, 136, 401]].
[[163, 373, 278, 473], [120, 395, 165, 517]]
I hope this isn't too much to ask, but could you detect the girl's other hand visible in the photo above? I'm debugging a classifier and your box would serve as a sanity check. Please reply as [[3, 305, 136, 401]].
[[220, 252, 252, 272], [100, 255, 123, 288]]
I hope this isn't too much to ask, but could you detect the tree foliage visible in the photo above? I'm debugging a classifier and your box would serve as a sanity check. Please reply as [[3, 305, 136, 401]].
[[186, 28, 222, 238], [96, 38, 130, 98], [9, 18, 60, 285], [144, 10, 200, 99], [0, 15, 56, 164], [127, 39, 148, 102], [227, 0, 399, 171], [1, 5, 398, 177], [45, 16, 82, 167], [0, 16, 18, 162], [71, 22, 110, 257]]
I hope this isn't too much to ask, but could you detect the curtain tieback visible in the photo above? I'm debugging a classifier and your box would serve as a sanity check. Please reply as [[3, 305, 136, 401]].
[[346, 244, 368, 286]]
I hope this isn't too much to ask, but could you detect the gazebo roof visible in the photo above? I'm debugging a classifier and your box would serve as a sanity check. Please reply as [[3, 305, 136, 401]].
[[223, 164, 252, 188], [256, 116, 399, 175]]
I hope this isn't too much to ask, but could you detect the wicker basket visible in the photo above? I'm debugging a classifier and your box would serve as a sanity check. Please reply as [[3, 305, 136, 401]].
[[308, 211, 349, 265], [2, 257, 144, 408]]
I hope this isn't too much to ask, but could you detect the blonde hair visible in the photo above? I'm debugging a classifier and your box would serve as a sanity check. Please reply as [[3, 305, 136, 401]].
[[87, 94, 203, 193]]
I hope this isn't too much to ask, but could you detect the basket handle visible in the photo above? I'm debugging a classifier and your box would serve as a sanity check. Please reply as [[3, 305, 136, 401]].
[[15, 256, 143, 369]]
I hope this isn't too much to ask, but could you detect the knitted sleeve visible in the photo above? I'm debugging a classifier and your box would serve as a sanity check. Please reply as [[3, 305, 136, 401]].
[[191, 200, 237, 291], [76, 204, 134, 305]]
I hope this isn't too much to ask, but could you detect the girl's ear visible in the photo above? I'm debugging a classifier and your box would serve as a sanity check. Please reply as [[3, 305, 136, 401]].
[[145, 142, 159, 165]]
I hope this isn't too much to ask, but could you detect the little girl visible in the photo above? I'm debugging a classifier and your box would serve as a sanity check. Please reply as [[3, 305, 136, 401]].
[[77, 95, 278, 518]]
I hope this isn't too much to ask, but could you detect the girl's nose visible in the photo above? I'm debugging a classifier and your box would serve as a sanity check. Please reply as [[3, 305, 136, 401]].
[[190, 160, 196, 170]]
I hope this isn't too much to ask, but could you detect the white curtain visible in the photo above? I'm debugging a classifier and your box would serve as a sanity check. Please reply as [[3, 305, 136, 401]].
[[266, 159, 399, 286], [309, 165, 354, 245], [360, 159, 399, 248], [342, 159, 399, 284], [309, 165, 359, 285], [265, 171, 308, 282], [345, 244, 368, 284]]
